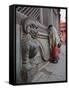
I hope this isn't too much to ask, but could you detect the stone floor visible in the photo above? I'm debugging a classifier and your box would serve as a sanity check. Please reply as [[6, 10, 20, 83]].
[[32, 44, 66, 82]]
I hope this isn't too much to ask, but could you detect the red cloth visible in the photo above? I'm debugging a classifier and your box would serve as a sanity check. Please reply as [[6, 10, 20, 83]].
[[50, 46, 60, 59]]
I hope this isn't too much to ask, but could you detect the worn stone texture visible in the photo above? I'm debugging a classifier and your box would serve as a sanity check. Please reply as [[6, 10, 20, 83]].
[[32, 44, 66, 82]]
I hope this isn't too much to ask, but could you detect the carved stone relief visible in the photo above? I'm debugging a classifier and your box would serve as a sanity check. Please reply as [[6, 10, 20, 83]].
[[20, 17, 50, 83]]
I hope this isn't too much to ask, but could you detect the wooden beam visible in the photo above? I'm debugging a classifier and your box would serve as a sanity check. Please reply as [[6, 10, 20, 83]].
[[29, 8, 37, 16], [35, 10, 40, 19], [32, 9, 39, 16], [26, 8, 34, 16], [23, 7, 31, 14], [20, 7, 27, 13], [16, 7, 22, 11]]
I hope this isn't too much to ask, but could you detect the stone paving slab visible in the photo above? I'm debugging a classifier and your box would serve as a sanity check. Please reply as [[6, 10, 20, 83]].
[[32, 44, 66, 82]]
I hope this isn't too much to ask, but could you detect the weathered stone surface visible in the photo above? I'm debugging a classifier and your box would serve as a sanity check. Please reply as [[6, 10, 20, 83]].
[[16, 17, 50, 83]]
